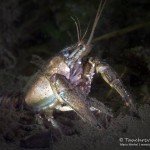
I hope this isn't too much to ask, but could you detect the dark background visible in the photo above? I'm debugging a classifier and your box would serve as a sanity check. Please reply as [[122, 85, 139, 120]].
[[0, 0, 149, 149]]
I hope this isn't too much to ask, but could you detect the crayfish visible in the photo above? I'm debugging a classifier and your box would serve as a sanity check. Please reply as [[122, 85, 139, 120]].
[[24, 0, 138, 132], [0, 1, 138, 137]]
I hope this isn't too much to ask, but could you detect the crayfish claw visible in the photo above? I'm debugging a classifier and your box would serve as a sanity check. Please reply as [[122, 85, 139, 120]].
[[49, 74, 100, 128]]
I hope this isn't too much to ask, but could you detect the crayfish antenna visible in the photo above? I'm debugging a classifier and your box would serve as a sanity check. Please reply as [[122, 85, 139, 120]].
[[71, 16, 81, 43], [87, 0, 107, 45]]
